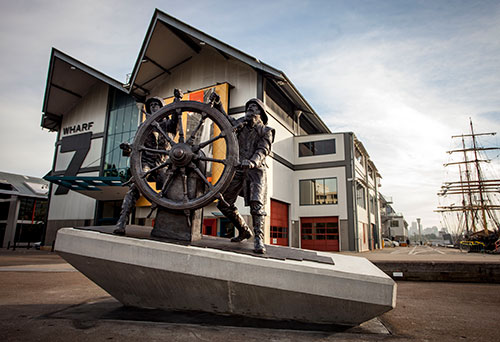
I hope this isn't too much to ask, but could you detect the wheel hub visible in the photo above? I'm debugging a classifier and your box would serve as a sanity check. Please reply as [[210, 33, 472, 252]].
[[169, 143, 193, 167]]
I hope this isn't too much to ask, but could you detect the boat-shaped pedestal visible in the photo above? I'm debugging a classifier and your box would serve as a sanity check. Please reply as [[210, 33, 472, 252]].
[[55, 226, 396, 326]]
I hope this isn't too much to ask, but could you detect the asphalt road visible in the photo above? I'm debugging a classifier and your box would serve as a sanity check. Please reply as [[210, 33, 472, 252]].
[[0, 250, 499, 341]]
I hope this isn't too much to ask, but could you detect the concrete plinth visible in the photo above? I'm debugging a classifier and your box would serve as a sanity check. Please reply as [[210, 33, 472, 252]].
[[55, 227, 396, 326]]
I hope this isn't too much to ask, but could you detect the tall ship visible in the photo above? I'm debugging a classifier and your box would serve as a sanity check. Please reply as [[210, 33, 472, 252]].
[[437, 119, 500, 250]]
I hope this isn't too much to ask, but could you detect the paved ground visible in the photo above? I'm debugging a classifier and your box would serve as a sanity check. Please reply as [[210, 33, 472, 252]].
[[339, 245, 500, 262], [0, 249, 499, 341]]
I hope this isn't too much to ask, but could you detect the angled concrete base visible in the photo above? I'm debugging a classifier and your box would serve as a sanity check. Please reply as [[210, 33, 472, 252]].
[[55, 227, 396, 326]]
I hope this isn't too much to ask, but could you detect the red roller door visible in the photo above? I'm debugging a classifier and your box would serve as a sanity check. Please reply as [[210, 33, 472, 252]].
[[270, 200, 289, 246], [301, 217, 339, 251], [202, 218, 217, 236]]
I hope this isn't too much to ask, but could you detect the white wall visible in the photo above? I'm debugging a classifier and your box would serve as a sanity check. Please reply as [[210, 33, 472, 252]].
[[266, 113, 295, 162], [55, 82, 108, 173], [292, 166, 348, 221], [294, 133, 345, 165], [49, 82, 108, 221], [48, 172, 97, 220]]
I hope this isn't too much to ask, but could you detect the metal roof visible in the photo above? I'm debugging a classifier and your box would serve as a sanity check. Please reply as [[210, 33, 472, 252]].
[[0, 171, 49, 199], [41, 49, 127, 131], [41, 10, 330, 134], [128, 9, 330, 133]]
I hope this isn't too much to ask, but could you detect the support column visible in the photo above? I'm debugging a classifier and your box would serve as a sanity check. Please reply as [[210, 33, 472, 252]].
[[3, 196, 20, 248]]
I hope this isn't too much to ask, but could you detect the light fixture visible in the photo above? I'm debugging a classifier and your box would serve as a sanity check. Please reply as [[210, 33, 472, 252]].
[[70, 66, 76, 70]]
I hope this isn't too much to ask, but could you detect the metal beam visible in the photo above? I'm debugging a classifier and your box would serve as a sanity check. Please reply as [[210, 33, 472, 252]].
[[51, 83, 82, 98], [143, 56, 171, 75], [161, 21, 201, 54]]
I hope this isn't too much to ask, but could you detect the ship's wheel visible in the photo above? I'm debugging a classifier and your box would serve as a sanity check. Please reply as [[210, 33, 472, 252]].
[[130, 100, 239, 211]]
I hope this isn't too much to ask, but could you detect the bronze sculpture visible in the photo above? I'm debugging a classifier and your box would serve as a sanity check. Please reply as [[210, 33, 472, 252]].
[[115, 89, 274, 254], [113, 91, 181, 235], [211, 93, 275, 254]]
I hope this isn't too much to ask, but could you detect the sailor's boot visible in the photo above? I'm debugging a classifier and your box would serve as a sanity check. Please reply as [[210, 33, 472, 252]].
[[252, 215, 266, 254], [113, 185, 139, 235], [222, 209, 252, 242]]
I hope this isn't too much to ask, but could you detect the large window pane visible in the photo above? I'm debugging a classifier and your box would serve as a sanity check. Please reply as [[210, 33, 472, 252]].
[[299, 142, 314, 157], [324, 178, 338, 204], [356, 182, 366, 209], [300, 178, 337, 206], [299, 139, 335, 157], [300, 180, 315, 205], [104, 89, 139, 181]]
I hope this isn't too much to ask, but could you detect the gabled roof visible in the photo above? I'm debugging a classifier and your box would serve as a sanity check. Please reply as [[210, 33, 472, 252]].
[[0, 171, 49, 199], [128, 9, 284, 98], [128, 9, 330, 133], [41, 48, 126, 131], [41, 10, 330, 134]]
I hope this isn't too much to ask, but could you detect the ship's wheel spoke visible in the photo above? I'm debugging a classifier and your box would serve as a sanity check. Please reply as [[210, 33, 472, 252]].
[[151, 121, 176, 146], [160, 167, 176, 197], [196, 132, 225, 150], [189, 162, 214, 190], [197, 155, 227, 165], [139, 146, 170, 154], [142, 160, 172, 180], [186, 113, 207, 145], [177, 110, 185, 143], [181, 168, 189, 203]]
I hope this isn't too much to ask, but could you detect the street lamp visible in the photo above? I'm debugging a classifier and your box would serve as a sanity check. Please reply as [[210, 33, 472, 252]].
[[416, 218, 422, 245]]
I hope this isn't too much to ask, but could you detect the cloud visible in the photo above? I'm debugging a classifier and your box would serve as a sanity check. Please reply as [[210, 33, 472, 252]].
[[0, 0, 499, 229], [284, 13, 500, 228]]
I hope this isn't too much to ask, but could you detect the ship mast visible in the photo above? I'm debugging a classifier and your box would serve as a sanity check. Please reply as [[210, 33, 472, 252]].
[[470, 119, 489, 233], [437, 119, 500, 235]]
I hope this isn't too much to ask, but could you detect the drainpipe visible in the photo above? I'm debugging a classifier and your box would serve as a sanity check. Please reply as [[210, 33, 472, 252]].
[[374, 177, 381, 249], [365, 161, 372, 250], [351, 136, 359, 252], [295, 110, 302, 135]]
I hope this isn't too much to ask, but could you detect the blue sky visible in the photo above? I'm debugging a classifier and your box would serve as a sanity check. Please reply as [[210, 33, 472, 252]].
[[1, 0, 499, 229]]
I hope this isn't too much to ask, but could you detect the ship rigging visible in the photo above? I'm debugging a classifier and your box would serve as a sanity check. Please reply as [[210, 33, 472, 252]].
[[436, 119, 500, 238]]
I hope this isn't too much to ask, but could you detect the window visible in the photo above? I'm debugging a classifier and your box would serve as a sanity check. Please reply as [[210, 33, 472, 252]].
[[300, 178, 338, 205], [391, 220, 399, 227], [103, 89, 140, 181], [356, 182, 366, 209], [368, 165, 374, 181], [299, 139, 336, 157], [355, 146, 364, 165], [18, 198, 48, 222], [369, 194, 376, 214]]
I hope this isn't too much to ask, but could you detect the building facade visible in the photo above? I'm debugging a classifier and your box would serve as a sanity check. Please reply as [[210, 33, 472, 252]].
[[0, 171, 49, 248], [41, 10, 383, 252], [379, 194, 408, 242]]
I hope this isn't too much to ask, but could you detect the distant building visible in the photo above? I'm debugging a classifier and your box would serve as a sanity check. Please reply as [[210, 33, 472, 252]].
[[0, 171, 49, 247], [423, 227, 439, 236], [409, 221, 418, 237], [379, 194, 408, 241]]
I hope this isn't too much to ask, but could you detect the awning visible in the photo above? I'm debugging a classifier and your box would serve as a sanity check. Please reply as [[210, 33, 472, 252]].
[[44, 175, 128, 201]]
